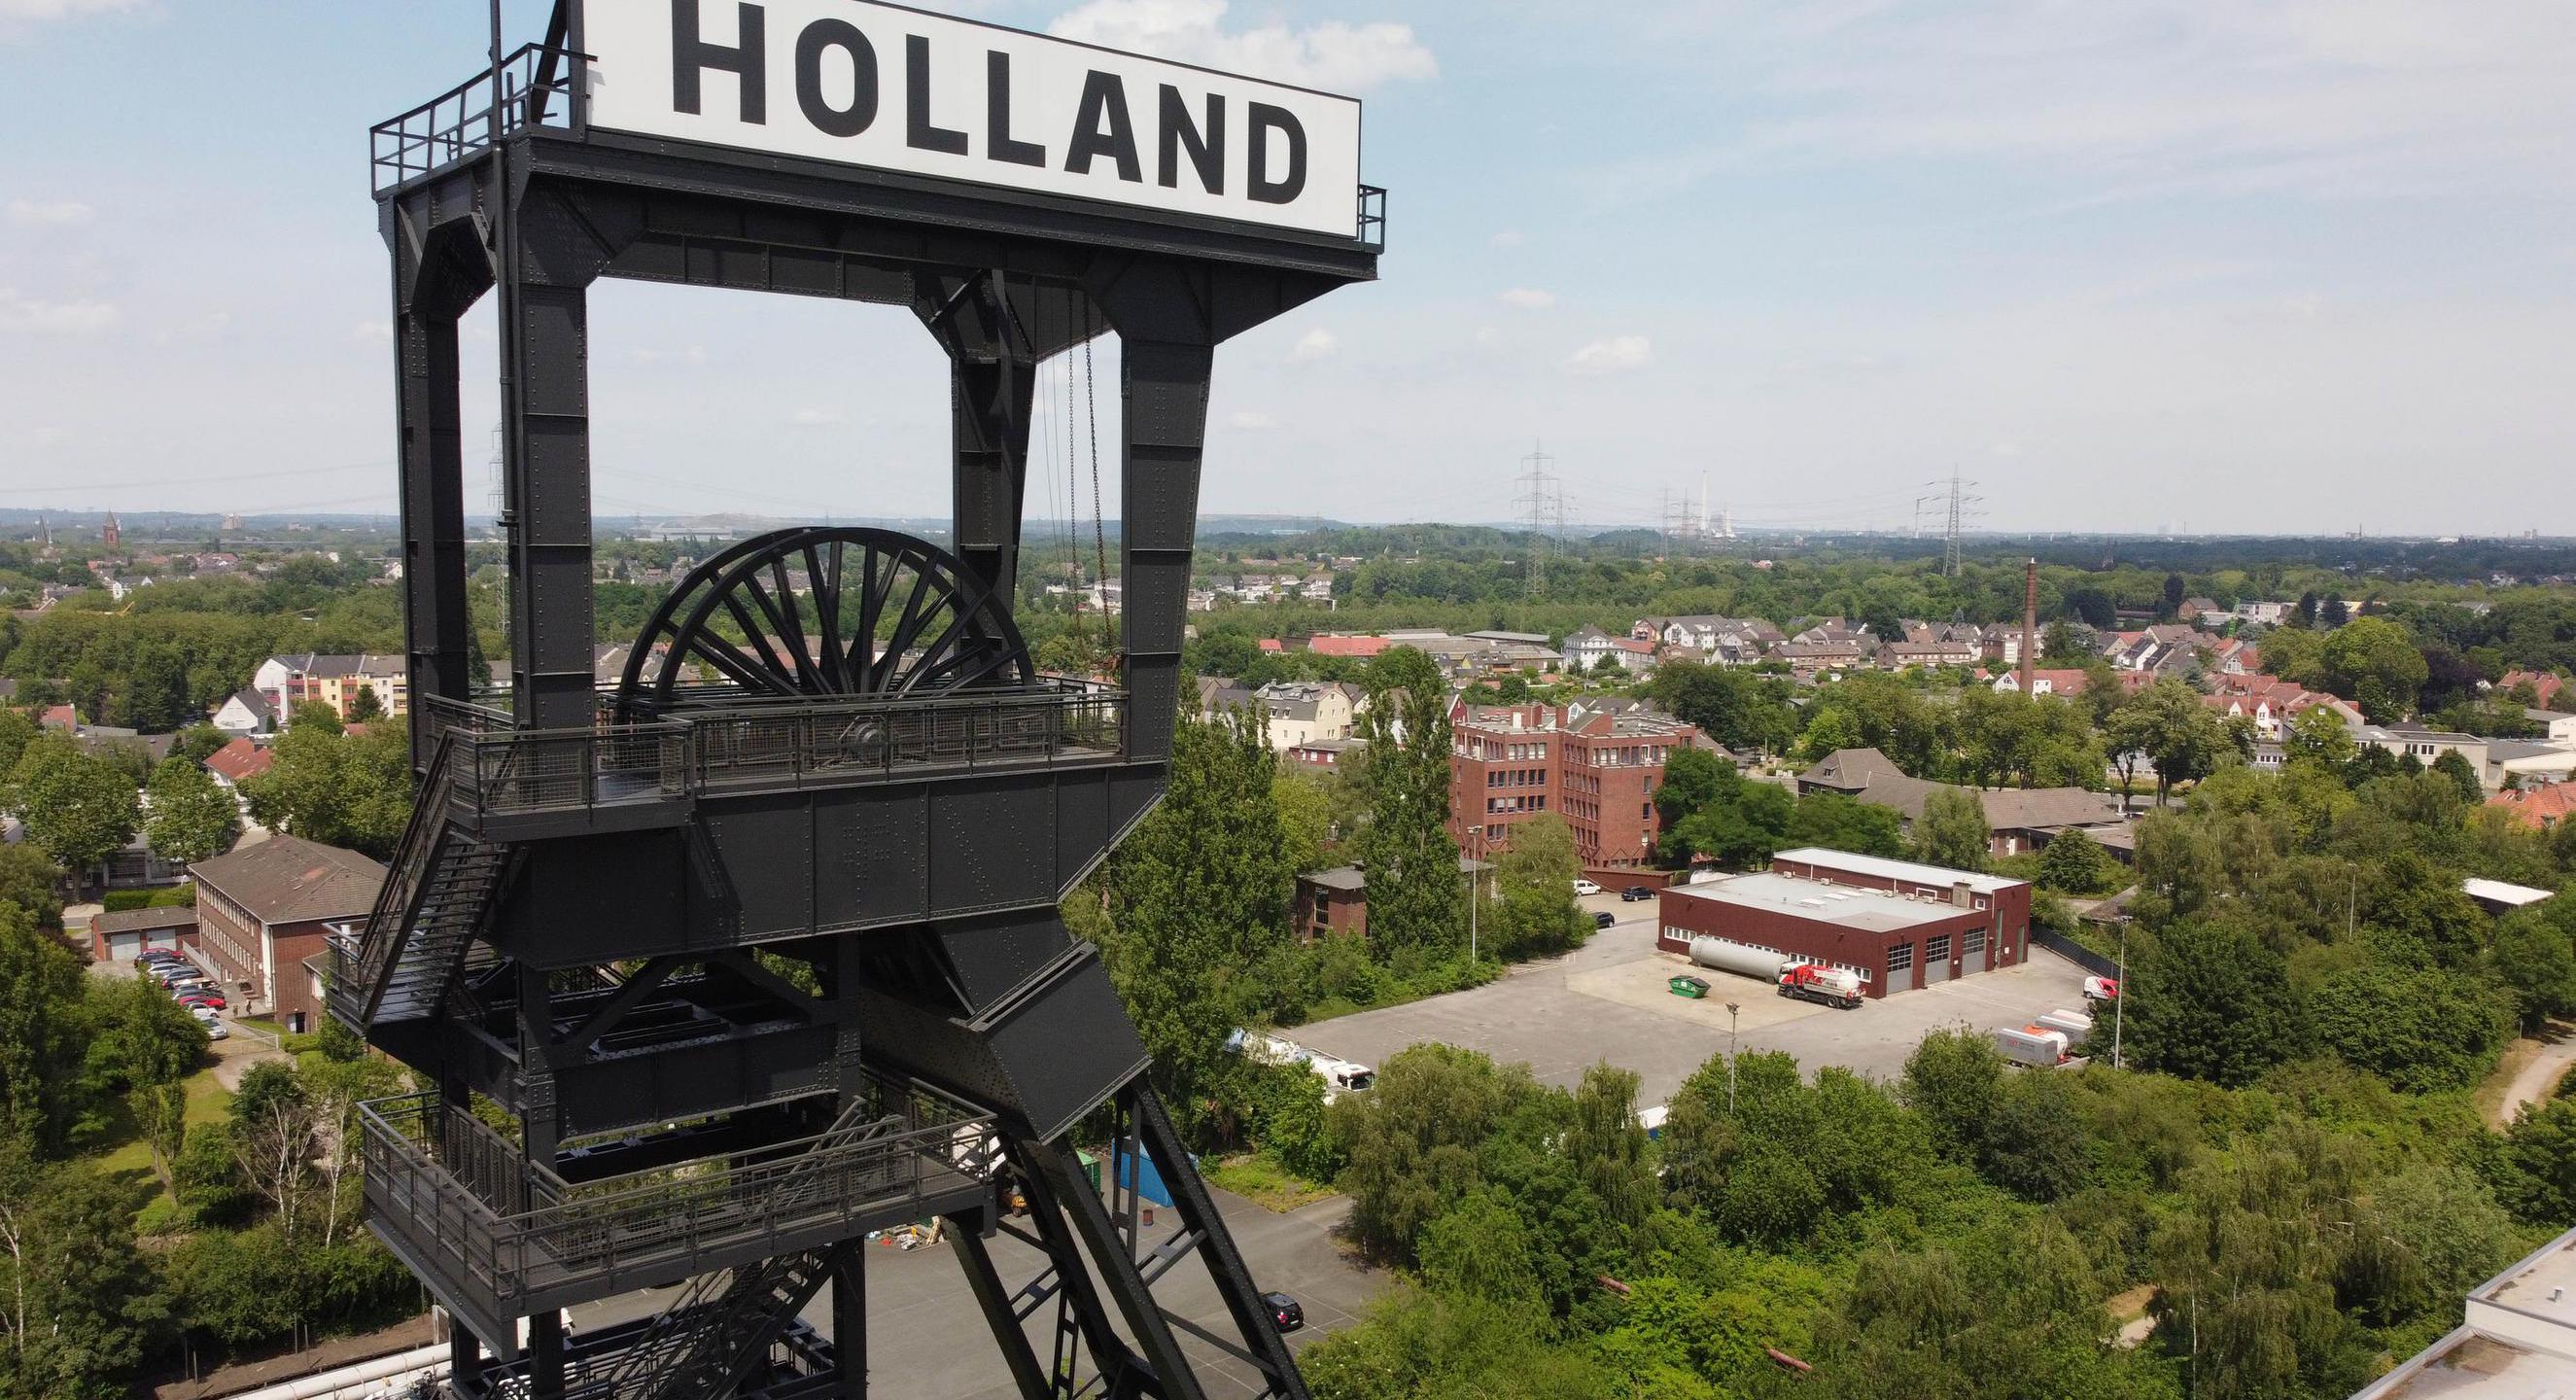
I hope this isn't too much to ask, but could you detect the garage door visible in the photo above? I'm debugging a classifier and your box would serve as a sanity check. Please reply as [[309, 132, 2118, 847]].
[[1886, 942, 1916, 994], [1921, 934, 1953, 987], [107, 930, 142, 962], [1966, 926, 1991, 974]]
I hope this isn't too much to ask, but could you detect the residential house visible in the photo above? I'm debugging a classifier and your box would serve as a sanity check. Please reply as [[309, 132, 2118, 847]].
[[1990, 668, 2096, 698], [2486, 741, 2576, 790], [190, 833, 386, 1035], [1562, 626, 1628, 673], [1248, 681, 1365, 750], [2183, 598, 2226, 628], [1307, 634, 1393, 660], [2233, 600, 2289, 626], [253, 652, 409, 724], [2528, 710, 2576, 744], [1796, 748, 2130, 858], [1285, 737, 1365, 771], [1773, 641, 1865, 676], [205, 736, 275, 795], [211, 687, 275, 735], [2503, 670, 2567, 710], [2487, 783, 2575, 832], [87, 906, 197, 963], [1878, 639, 1980, 671], [2205, 675, 2356, 741], [1301, 574, 1336, 602]]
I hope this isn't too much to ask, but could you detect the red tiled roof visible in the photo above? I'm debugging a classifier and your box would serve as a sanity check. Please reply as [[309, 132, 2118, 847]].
[[205, 737, 273, 784], [2489, 783, 2576, 830], [1258, 639, 1284, 652]]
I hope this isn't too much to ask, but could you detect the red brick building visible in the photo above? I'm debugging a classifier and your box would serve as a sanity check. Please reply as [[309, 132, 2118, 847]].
[[1448, 699, 1702, 872], [1654, 848, 2032, 997], [190, 833, 385, 1035], [1291, 858, 1494, 943]]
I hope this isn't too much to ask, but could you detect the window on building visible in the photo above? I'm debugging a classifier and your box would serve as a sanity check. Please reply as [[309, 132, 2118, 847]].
[[1887, 942, 1915, 972], [1926, 934, 1951, 964]]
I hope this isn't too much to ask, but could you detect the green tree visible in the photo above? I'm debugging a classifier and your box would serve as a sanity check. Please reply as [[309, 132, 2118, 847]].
[[1787, 789, 1904, 858], [2126, 922, 2303, 1087], [2496, 1098, 2576, 1227], [2319, 616, 2428, 722], [0, 1152, 170, 1397], [342, 683, 384, 722], [2036, 827, 2114, 894], [1666, 777, 1794, 870], [3, 734, 139, 894], [1644, 663, 1796, 754], [1415, 1188, 1545, 1308], [1274, 766, 1337, 877], [1100, 709, 1293, 1107], [1977, 1070, 2093, 1202], [2105, 680, 2237, 808], [1899, 1026, 2003, 1163], [0, 846, 64, 929], [1910, 787, 1990, 872], [1330, 1042, 1554, 1263], [240, 718, 413, 858], [2489, 902, 2576, 1032], [1487, 813, 1586, 960], [2429, 748, 2484, 805], [0, 903, 88, 1153], [2282, 704, 2356, 768], [143, 752, 239, 866], [2308, 964, 2507, 1093], [1350, 648, 1465, 958]]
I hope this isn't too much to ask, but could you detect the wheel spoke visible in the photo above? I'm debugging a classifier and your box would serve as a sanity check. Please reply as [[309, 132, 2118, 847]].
[[807, 542, 850, 692]]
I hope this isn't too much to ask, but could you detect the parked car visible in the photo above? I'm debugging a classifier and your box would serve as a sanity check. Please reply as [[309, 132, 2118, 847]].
[[202, 1021, 229, 1041], [136, 951, 189, 969], [1262, 1291, 1305, 1333], [1621, 885, 1656, 901], [1572, 879, 1602, 896], [1593, 910, 1617, 928], [175, 989, 226, 1010], [186, 1004, 223, 1026]]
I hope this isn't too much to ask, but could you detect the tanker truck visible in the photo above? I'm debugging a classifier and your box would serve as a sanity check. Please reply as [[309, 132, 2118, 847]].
[[1688, 937, 1863, 1009]]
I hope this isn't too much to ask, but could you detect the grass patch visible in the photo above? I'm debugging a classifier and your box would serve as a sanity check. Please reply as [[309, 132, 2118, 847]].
[[1204, 1151, 1336, 1212], [95, 1066, 235, 1187]]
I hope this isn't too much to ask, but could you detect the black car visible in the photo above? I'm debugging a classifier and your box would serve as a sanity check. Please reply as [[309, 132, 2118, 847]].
[[1593, 910, 1618, 928], [1263, 1291, 1305, 1333], [1621, 885, 1656, 901]]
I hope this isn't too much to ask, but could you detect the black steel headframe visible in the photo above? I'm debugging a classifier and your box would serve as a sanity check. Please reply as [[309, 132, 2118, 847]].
[[366, 9, 1378, 1397]]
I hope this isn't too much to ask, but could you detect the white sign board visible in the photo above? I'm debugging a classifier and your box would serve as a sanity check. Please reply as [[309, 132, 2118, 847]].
[[584, 0, 1365, 238]]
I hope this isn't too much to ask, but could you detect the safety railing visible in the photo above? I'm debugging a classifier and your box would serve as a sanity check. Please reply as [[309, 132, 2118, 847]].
[[431, 682, 1124, 822], [327, 733, 459, 1027], [359, 1073, 997, 1310], [370, 44, 585, 192], [1358, 185, 1388, 251]]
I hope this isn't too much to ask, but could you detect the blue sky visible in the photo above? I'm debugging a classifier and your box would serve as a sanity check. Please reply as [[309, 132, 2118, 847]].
[[3, 0, 2571, 534]]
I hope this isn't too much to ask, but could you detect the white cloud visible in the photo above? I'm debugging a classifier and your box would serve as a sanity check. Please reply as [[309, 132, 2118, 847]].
[[788, 407, 846, 427], [20, 426, 70, 449], [1498, 288, 1556, 310], [1563, 335, 1653, 376], [1490, 229, 1525, 249], [1289, 328, 1340, 362], [1474, 326, 1503, 347], [0, 286, 118, 334], [632, 345, 710, 366], [6, 198, 92, 226], [1049, 0, 1436, 91], [0, 0, 141, 19], [1228, 409, 1278, 431], [351, 320, 393, 345]]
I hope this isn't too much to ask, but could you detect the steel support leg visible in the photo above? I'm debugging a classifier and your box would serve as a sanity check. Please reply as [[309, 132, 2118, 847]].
[[951, 1227, 1056, 1399], [500, 279, 597, 733], [393, 299, 471, 772], [831, 1248, 868, 1398]]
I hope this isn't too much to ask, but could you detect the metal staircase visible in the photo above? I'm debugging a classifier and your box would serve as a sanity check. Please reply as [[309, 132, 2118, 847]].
[[593, 1243, 851, 1400], [331, 734, 514, 1032], [574, 1097, 895, 1397]]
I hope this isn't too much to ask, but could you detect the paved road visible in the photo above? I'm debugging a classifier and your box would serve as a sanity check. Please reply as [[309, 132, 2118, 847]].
[[569, 1189, 1382, 1397], [1302, 897, 2095, 1107], [2491, 1022, 2576, 1128]]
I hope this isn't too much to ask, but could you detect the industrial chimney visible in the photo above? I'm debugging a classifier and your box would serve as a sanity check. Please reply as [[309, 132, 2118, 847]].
[[2019, 557, 2038, 696]]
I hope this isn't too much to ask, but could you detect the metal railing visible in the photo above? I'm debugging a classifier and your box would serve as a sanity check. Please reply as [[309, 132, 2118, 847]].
[[1358, 185, 1388, 251], [329, 734, 459, 1024], [431, 682, 1124, 821], [359, 1074, 997, 1310], [370, 44, 585, 192]]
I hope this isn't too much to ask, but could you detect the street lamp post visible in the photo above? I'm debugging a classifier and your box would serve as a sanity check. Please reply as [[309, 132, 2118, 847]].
[[1725, 1002, 1741, 1116], [2112, 924, 2127, 1069]]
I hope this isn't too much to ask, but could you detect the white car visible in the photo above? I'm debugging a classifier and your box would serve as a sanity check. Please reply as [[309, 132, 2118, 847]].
[[201, 1021, 229, 1041], [188, 1004, 222, 1025], [1573, 879, 1602, 896]]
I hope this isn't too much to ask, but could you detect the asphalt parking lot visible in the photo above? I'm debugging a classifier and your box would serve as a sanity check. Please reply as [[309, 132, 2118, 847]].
[[570, 1188, 1382, 1399], [1301, 894, 2095, 1108]]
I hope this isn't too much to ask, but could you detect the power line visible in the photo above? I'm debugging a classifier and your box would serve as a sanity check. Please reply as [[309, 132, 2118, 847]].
[[1513, 441, 1559, 597]]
